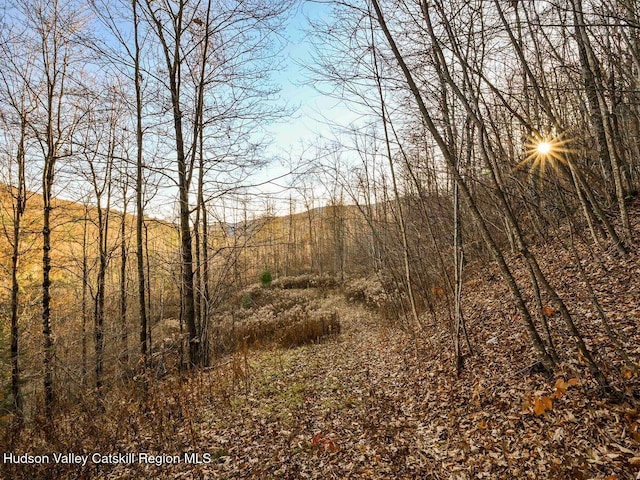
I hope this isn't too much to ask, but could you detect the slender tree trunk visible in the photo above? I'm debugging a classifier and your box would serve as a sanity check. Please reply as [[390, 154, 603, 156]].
[[198, 127, 211, 364], [133, 0, 149, 367], [82, 206, 89, 385], [10, 114, 27, 422], [369, 9, 420, 328], [94, 203, 106, 401], [145, 222, 152, 356], [120, 203, 129, 368], [568, 159, 626, 254], [177, 127, 198, 366], [453, 179, 466, 372], [91, 133, 113, 405], [194, 200, 202, 335], [42, 85, 56, 422], [144, 0, 199, 365], [571, 0, 632, 243], [554, 181, 638, 373]]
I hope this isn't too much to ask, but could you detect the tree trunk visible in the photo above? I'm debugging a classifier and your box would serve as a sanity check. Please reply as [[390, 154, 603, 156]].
[[120, 203, 129, 368], [133, 0, 149, 367], [571, 0, 632, 243], [10, 114, 27, 422]]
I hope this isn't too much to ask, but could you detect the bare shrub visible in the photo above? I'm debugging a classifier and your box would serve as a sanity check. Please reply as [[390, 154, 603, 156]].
[[271, 274, 339, 290], [343, 276, 405, 321], [213, 301, 340, 356], [344, 276, 389, 308], [277, 309, 341, 348]]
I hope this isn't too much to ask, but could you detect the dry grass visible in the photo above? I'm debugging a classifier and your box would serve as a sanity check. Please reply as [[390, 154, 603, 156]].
[[206, 275, 343, 358], [343, 275, 404, 321], [271, 274, 339, 290], [1, 283, 345, 480], [213, 288, 341, 356], [0, 359, 250, 480]]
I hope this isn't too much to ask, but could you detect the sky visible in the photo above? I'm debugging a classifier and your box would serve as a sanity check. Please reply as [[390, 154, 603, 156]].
[[267, 1, 337, 150], [249, 0, 364, 217], [0, 0, 360, 221]]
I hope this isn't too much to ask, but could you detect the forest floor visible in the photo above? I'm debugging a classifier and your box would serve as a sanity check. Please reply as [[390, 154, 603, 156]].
[[4, 205, 640, 480], [105, 202, 640, 480], [105, 260, 639, 480], [6, 270, 640, 479]]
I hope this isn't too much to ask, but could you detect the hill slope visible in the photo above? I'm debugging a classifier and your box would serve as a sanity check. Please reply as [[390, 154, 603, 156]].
[[3, 201, 640, 480], [4, 283, 639, 479]]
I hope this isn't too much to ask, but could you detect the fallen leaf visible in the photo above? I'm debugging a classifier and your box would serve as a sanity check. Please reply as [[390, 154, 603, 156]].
[[553, 378, 569, 399], [534, 396, 553, 416]]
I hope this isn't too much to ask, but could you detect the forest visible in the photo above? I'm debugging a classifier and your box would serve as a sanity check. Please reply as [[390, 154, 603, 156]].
[[1, 0, 640, 478]]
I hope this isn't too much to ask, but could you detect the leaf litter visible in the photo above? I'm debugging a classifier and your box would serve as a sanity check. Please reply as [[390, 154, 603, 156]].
[[106, 273, 638, 479], [7, 203, 640, 480]]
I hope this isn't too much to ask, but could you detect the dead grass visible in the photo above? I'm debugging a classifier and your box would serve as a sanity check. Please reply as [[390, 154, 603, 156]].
[[213, 288, 341, 356], [271, 274, 339, 290]]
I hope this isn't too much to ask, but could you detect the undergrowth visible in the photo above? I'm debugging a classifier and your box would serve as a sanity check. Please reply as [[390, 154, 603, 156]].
[[0, 359, 250, 480], [1, 280, 344, 480], [215, 280, 341, 356]]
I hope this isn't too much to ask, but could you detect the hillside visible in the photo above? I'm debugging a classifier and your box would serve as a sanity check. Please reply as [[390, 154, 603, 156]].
[[0, 182, 376, 414], [3, 201, 639, 480], [4, 1, 640, 478]]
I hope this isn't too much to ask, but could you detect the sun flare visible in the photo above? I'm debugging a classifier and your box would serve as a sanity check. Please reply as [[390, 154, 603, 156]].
[[516, 132, 573, 177]]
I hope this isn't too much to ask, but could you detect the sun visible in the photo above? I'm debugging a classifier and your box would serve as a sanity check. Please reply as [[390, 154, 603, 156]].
[[516, 131, 573, 177], [537, 141, 552, 155]]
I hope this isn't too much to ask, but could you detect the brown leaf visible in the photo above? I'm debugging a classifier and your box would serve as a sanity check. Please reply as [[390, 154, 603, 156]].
[[553, 378, 568, 399], [553, 377, 579, 399], [534, 396, 553, 416]]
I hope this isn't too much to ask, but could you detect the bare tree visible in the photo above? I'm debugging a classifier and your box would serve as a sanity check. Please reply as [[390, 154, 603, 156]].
[[140, 0, 291, 365], [0, 28, 38, 421], [15, 0, 87, 420]]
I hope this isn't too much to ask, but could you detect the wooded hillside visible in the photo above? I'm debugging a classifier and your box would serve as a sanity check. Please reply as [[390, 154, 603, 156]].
[[1, 0, 640, 478]]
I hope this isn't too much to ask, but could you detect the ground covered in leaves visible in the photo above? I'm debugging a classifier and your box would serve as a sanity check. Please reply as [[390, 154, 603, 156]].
[[112, 284, 638, 480], [4, 207, 640, 479]]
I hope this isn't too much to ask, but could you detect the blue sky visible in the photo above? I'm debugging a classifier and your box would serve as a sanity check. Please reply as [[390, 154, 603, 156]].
[[267, 1, 330, 149], [252, 0, 365, 215], [265, 0, 359, 156]]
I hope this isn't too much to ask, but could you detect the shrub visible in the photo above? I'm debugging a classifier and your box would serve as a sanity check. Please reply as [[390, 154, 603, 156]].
[[213, 303, 341, 356], [241, 292, 254, 309], [271, 274, 338, 290], [277, 310, 341, 348], [259, 269, 272, 287], [344, 276, 389, 308]]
